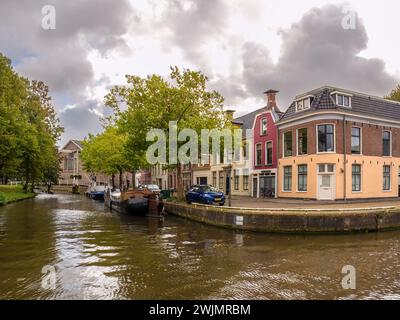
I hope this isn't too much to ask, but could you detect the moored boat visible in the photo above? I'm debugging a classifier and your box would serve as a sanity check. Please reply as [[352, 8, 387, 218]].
[[86, 183, 106, 200], [105, 188, 164, 217]]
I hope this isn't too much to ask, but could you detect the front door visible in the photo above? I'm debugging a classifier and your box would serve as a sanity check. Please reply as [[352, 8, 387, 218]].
[[266, 176, 275, 198], [252, 177, 258, 198], [317, 164, 335, 200]]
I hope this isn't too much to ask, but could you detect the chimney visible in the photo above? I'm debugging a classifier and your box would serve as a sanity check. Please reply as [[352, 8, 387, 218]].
[[264, 89, 279, 111], [225, 109, 235, 121]]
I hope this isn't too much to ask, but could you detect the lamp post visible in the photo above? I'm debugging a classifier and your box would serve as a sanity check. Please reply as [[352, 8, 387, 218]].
[[223, 165, 232, 207]]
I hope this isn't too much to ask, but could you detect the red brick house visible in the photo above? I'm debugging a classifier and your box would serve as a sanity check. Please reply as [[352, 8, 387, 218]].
[[252, 90, 283, 198]]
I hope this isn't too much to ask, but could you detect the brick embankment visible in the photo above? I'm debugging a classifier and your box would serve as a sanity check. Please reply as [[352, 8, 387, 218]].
[[164, 202, 400, 233]]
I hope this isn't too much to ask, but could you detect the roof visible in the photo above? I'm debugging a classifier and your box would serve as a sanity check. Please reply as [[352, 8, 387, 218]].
[[280, 86, 400, 123], [59, 139, 84, 152], [71, 140, 83, 148]]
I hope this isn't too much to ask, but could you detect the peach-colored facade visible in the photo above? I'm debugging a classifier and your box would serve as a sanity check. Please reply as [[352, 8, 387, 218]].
[[278, 154, 400, 200]]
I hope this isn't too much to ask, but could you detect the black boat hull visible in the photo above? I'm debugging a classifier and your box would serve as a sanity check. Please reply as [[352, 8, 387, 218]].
[[109, 197, 149, 216]]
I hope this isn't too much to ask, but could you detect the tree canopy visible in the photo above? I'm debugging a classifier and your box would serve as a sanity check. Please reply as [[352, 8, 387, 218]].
[[0, 53, 63, 191], [104, 66, 228, 197], [386, 84, 400, 102], [80, 127, 132, 188]]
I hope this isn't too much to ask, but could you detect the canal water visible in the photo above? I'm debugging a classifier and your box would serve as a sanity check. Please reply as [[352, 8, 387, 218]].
[[0, 194, 399, 300]]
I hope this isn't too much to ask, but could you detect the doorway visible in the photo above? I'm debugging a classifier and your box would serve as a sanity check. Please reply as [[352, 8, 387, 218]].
[[252, 177, 258, 198], [260, 175, 275, 198], [317, 164, 335, 200]]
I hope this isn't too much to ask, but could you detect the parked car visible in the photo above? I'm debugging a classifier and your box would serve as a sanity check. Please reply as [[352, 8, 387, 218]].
[[138, 184, 161, 193], [186, 185, 225, 206]]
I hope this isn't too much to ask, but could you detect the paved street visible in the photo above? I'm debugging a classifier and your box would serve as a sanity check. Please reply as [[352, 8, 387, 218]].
[[229, 196, 400, 209]]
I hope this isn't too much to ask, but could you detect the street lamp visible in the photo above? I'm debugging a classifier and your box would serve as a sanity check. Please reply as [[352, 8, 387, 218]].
[[223, 165, 232, 207]]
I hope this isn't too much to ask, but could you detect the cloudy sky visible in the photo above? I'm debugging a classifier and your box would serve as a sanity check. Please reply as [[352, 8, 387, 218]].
[[1, 0, 399, 146]]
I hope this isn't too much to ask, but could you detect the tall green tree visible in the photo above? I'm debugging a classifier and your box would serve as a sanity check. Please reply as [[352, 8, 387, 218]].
[[386, 84, 400, 102], [105, 67, 227, 198], [0, 54, 28, 181], [0, 53, 63, 191], [81, 127, 132, 189]]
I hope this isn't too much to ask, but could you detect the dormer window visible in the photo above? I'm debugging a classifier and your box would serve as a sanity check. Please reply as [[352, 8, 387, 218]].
[[332, 91, 352, 107], [295, 96, 314, 112]]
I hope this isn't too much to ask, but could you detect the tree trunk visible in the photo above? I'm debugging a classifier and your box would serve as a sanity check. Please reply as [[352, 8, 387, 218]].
[[23, 158, 30, 193], [119, 170, 123, 190], [132, 170, 136, 189], [177, 163, 184, 200], [111, 174, 115, 189]]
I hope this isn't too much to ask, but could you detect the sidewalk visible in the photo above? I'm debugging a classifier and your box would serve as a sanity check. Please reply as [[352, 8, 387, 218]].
[[229, 196, 400, 209]]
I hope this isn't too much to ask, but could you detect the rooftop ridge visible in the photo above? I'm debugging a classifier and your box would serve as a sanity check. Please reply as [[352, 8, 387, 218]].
[[295, 85, 400, 106]]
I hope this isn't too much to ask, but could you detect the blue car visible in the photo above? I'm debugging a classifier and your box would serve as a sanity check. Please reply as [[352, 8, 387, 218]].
[[186, 185, 225, 206]]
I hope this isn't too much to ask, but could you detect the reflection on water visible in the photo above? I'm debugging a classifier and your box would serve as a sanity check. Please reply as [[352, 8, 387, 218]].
[[0, 194, 400, 300]]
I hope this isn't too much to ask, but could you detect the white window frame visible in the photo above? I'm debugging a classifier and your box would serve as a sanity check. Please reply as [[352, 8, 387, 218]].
[[295, 95, 313, 112], [283, 131, 293, 158], [351, 163, 362, 193], [260, 118, 267, 136], [265, 140, 273, 166], [383, 165, 392, 192], [296, 127, 308, 156], [282, 166, 292, 192], [382, 130, 392, 157], [297, 164, 308, 193], [255, 143, 262, 166], [332, 91, 352, 107], [316, 123, 336, 154], [351, 126, 362, 155]]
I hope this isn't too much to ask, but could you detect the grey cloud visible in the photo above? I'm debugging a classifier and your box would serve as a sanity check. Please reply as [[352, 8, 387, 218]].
[[241, 4, 398, 110], [58, 100, 106, 147], [0, 0, 134, 99], [161, 0, 229, 70], [0, 0, 135, 144]]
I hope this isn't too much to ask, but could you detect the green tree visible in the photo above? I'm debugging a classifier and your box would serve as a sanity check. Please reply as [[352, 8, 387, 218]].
[[81, 127, 132, 189], [386, 84, 400, 102], [0, 53, 63, 191], [0, 54, 28, 182], [105, 67, 227, 198]]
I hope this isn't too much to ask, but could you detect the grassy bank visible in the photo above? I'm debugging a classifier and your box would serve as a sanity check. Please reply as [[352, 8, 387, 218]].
[[0, 185, 36, 205]]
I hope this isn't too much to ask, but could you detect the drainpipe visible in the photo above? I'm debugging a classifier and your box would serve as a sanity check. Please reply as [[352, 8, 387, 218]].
[[343, 115, 347, 201]]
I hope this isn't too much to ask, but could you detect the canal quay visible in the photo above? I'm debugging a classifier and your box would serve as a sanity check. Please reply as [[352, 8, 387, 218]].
[[1, 193, 400, 300]]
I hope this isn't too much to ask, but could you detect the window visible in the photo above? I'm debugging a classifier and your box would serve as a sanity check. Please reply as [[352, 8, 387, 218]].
[[260, 118, 267, 135], [283, 132, 293, 157], [283, 166, 292, 191], [351, 127, 361, 154], [352, 164, 361, 192], [243, 141, 248, 160], [317, 124, 335, 153], [298, 165, 307, 192], [256, 144, 262, 166], [296, 97, 312, 112], [383, 131, 391, 156], [64, 154, 74, 170], [297, 128, 308, 155], [336, 94, 351, 107], [234, 170, 239, 190], [243, 175, 249, 191], [212, 172, 217, 187], [383, 165, 391, 191], [219, 172, 224, 190], [266, 141, 273, 165]]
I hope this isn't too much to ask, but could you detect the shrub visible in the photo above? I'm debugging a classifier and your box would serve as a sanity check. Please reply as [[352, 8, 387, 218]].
[[0, 192, 5, 205]]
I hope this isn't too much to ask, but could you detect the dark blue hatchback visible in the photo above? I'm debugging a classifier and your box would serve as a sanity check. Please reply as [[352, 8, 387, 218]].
[[185, 185, 225, 206]]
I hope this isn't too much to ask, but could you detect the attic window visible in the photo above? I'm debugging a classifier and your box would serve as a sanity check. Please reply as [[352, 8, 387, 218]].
[[332, 92, 352, 107], [295, 96, 313, 112]]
